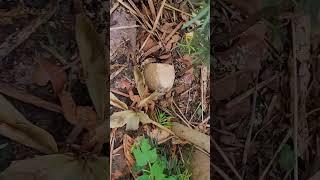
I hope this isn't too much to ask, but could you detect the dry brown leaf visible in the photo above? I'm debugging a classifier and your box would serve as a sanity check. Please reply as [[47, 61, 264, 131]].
[[0, 94, 58, 154], [0, 154, 108, 180], [110, 92, 128, 110], [148, 128, 170, 142], [111, 110, 140, 130], [142, 37, 157, 51], [138, 91, 163, 108], [123, 134, 135, 169], [181, 68, 194, 85], [58, 92, 77, 125], [160, 22, 176, 33], [133, 66, 147, 98], [33, 59, 67, 95], [158, 53, 171, 60], [191, 150, 210, 180], [178, 55, 192, 66], [172, 122, 210, 153], [76, 106, 97, 130], [76, 13, 106, 122], [144, 44, 161, 57]]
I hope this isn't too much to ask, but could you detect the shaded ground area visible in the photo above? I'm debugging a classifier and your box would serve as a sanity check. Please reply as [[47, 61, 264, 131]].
[[213, 0, 320, 179]]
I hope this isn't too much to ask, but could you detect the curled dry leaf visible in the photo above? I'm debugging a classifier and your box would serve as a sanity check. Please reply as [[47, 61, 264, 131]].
[[123, 134, 135, 169], [59, 92, 97, 130], [181, 68, 194, 85], [138, 91, 163, 108], [172, 122, 210, 153], [144, 44, 161, 57], [110, 92, 128, 110], [0, 94, 58, 154], [0, 154, 108, 180], [142, 37, 157, 51], [133, 66, 147, 98], [158, 53, 171, 60], [76, 13, 106, 122], [32, 59, 67, 95]]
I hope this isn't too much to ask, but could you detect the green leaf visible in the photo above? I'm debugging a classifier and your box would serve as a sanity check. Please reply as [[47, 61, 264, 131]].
[[182, 5, 209, 29], [145, 148, 158, 163], [279, 144, 295, 171], [150, 162, 165, 179], [0, 94, 58, 154], [133, 148, 149, 167], [137, 174, 151, 180], [140, 138, 152, 152]]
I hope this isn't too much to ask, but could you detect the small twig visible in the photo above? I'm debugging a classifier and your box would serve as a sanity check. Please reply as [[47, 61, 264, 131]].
[[173, 101, 191, 127], [258, 129, 292, 180], [164, 3, 193, 17], [226, 74, 279, 108], [110, 25, 140, 31], [306, 107, 320, 117], [213, 138, 243, 180], [111, 89, 130, 98], [110, 128, 117, 179], [189, 103, 201, 122], [283, 167, 293, 180], [113, 145, 123, 154], [241, 73, 259, 177], [213, 163, 233, 180], [39, 42, 67, 64], [66, 126, 83, 144], [0, 1, 58, 60], [110, 65, 126, 80], [164, 21, 183, 43], [171, 104, 193, 128], [110, 1, 119, 15]]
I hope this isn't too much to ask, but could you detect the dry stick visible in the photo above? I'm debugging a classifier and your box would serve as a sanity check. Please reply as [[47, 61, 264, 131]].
[[291, 19, 299, 180], [39, 42, 67, 64], [66, 126, 83, 143], [148, 0, 157, 21], [225, 74, 279, 108], [258, 129, 292, 180], [110, 129, 116, 180], [171, 104, 193, 128], [0, 1, 58, 60], [172, 101, 192, 128], [0, 81, 62, 113], [110, 25, 140, 31], [127, 0, 153, 29], [110, 1, 119, 15], [164, 21, 184, 43], [140, 0, 166, 51], [241, 74, 259, 177], [306, 107, 320, 117], [213, 138, 243, 180], [213, 163, 233, 180], [283, 168, 293, 180], [164, 3, 193, 17]]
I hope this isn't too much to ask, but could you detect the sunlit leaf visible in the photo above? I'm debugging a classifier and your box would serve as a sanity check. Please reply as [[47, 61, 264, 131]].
[[0, 94, 58, 154], [0, 154, 108, 180], [75, 13, 106, 122]]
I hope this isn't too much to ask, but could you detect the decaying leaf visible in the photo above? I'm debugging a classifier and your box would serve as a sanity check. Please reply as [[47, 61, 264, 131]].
[[0, 94, 58, 154], [123, 134, 135, 169], [110, 92, 128, 110], [111, 110, 174, 135], [191, 149, 210, 180], [0, 154, 108, 180], [111, 110, 140, 130], [32, 59, 67, 95], [147, 128, 170, 142], [172, 122, 210, 153], [133, 66, 147, 98], [59, 92, 97, 130], [76, 13, 106, 122], [138, 91, 163, 108]]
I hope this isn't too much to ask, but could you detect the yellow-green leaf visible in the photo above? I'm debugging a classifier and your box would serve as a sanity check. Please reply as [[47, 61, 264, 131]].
[[110, 92, 128, 110], [75, 13, 106, 122], [0, 94, 58, 154], [0, 154, 108, 180]]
